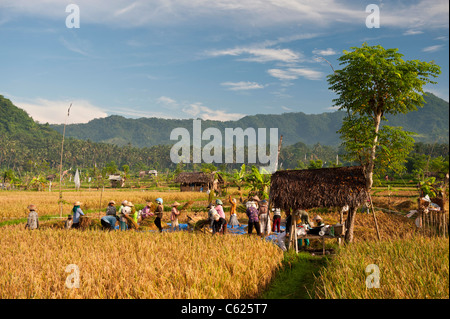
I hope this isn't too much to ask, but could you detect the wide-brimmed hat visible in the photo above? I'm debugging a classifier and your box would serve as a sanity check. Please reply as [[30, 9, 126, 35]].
[[74, 201, 81, 206], [172, 201, 181, 207], [215, 199, 223, 205], [122, 200, 128, 205], [108, 200, 116, 205], [314, 215, 322, 221], [126, 202, 134, 207], [27, 204, 36, 211]]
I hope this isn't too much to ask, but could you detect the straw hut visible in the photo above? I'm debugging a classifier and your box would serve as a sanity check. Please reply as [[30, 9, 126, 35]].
[[269, 166, 369, 242], [174, 172, 224, 193], [109, 174, 124, 188]]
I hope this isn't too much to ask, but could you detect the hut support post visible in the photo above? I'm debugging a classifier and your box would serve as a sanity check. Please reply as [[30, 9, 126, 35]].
[[367, 193, 381, 241]]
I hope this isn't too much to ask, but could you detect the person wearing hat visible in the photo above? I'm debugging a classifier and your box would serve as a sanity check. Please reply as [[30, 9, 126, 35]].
[[207, 203, 219, 234], [271, 208, 282, 233], [170, 201, 181, 231], [228, 196, 240, 228], [119, 201, 131, 231], [297, 209, 311, 249], [71, 201, 84, 229], [314, 215, 324, 227], [25, 204, 39, 230], [155, 198, 164, 233], [106, 200, 117, 216], [128, 202, 138, 224], [246, 201, 260, 236], [141, 202, 154, 220], [258, 199, 271, 237], [215, 199, 227, 234]]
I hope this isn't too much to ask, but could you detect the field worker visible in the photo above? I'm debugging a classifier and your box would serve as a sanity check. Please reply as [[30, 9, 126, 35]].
[[65, 215, 73, 229], [272, 208, 281, 233], [170, 201, 181, 231], [101, 215, 117, 231], [155, 198, 164, 233], [258, 199, 271, 237], [25, 204, 39, 230], [298, 210, 311, 249], [207, 203, 219, 234], [277, 210, 292, 251], [128, 202, 137, 224], [228, 196, 240, 228], [215, 199, 227, 234], [141, 202, 153, 220], [106, 200, 117, 216], [118, 201, 130, 231], [246, 201, 260, 236], [314, 215, 324, 227], [71, 201, 84, 229]]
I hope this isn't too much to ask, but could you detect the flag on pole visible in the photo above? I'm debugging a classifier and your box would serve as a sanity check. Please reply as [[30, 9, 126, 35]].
[[74, 169, 80, 191]]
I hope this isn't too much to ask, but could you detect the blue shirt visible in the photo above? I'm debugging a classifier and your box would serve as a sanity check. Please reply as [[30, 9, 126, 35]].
[[72, 207, 84, 223], [101, 215, 117, 228]]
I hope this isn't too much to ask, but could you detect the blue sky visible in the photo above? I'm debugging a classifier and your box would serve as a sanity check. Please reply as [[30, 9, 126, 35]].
[[0, 0, 448, 124]]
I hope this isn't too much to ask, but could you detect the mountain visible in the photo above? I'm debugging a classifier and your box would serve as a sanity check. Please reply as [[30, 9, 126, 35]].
[[50, 92, 449, 147]]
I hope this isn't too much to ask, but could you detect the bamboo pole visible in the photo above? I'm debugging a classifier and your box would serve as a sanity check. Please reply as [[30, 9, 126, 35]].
[[367, 192, 381, 241], [59, 103, 71, 218]]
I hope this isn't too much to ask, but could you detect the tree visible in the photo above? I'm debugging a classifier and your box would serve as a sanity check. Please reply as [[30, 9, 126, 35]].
[[328, 43, 441, 190], [328, 43, 440, 243]]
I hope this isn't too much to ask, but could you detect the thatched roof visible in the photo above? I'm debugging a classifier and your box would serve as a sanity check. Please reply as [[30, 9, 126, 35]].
[[269, 166, 368, 211], [174, 172, 224, 184]]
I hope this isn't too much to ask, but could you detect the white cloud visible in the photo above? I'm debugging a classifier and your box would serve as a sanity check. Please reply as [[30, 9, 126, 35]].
[[268, 68, 323, 81], [422, 44, 444, 52], [281, 106, 293, 111], [208, 47, 302, 63], [157, 96, 178, 106], [182, 102, 245, 121], [221, 81, 265, 91], [403, 29, 424, 36], [1, 0, 447, 30], [312, 48, 337, 56], [14, 97, 108, 124]]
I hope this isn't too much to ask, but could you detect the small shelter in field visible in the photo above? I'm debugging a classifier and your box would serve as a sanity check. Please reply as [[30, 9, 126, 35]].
[[109, 174, 124, 188], [269, 166, 369, 243], [174, 172, 224, 193]]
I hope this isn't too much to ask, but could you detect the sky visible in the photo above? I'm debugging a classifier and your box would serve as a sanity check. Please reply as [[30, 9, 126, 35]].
[[0, 0, 448, 124]]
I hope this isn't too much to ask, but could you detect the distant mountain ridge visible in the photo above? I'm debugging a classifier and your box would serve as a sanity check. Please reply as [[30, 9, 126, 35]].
[[46, 92, 448, 147]]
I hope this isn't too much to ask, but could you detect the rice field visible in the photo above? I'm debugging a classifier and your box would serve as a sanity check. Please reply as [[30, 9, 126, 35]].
[[315, 236, 449, 299], [0, 190, 210, 219], [0, 226, 283, 299]]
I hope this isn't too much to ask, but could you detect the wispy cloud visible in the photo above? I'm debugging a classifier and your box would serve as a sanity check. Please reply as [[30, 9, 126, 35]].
[[208, 47, 302, 64], [268, 68, 323, 81], [59, 36, 90, 56], [281, 106, 293, 111], [221, 81, 265, 91], [157, 96, 178, 107], [312, 48, 337, 56], [403, 29, 424, 36], [422, 44, 444, 52]]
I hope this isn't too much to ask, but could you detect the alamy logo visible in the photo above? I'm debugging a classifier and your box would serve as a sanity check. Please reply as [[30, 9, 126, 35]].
[[170, 120, 279, 173]]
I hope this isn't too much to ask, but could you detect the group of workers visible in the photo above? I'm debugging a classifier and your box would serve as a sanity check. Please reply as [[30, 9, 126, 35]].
[[24, 195, 327, 252]]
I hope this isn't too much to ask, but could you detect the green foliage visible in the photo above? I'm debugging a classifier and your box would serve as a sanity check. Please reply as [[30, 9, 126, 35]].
[[328, 43, 441, 188]]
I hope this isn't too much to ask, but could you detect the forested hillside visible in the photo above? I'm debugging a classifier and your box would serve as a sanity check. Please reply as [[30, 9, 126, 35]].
[[50, 93, 449, 147]]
